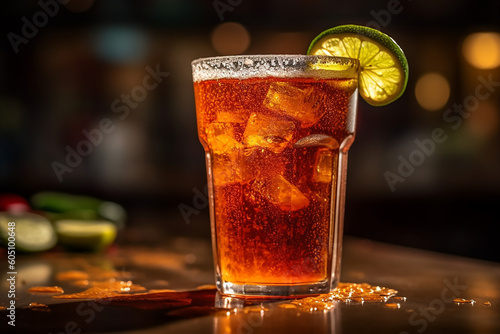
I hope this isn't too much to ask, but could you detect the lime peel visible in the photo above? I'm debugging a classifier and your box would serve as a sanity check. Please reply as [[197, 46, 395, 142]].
[[0, 212, 57, 252], [55, 220, 117, 251]]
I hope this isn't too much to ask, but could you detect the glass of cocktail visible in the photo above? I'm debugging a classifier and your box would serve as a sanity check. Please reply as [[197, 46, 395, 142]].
[[192, 55, 359, 296], [191, 25, 408, 297]]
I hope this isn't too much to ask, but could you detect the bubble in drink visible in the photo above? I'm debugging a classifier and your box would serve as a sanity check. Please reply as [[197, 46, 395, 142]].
[[253, 174, 310, 211], [243, 112, 295, 154], [264, 82, 327, 127]]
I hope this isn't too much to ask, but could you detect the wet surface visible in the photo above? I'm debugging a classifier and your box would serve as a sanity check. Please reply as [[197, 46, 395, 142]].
[[1, 237, 499, 333]]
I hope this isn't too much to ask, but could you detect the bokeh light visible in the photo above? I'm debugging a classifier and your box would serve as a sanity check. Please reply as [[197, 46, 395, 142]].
[[92, 26, 149, 64], [465, 101, 499, 139], [65, 0, 95, 13], [259, 32, 311, 54], [211, 22, 250, 55], [462, 32, 500, 69], [415, 73, 451, 111]]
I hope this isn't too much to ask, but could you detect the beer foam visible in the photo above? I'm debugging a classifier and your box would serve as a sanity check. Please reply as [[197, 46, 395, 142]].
[[192, 55, 359, 82]]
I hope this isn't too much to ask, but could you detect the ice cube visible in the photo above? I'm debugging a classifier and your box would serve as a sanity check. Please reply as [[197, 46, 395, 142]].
[[312, 148, 338, 183], [264, 82, 326, 127], [211, 147, 281, 188], [207, 122, 241, 154], [294, 134, 339, 150], [206, 122, 244, 187], [243, 112, 295, 153], [253, 174, 310, 211], [216, 110, 247, 124], [211, 152, 241, 187], [212, 148, 284, 188]]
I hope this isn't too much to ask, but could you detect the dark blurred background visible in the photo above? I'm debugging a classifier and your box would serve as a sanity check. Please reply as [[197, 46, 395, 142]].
[[1, 0, 499, 261]]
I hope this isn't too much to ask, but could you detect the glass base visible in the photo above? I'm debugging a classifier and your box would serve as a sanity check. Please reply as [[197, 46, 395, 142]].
[[217, 278, 335, 297]]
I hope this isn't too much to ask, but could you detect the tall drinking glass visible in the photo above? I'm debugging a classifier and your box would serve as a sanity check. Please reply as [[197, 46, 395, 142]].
[[192, 55, 359, 296]]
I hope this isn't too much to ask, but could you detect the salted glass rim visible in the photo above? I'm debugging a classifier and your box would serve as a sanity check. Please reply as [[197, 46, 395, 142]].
[[191, 54, 359, 82]]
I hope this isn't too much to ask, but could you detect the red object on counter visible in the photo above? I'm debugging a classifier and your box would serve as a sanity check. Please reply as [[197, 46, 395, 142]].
[[0, 194, 30, 213]]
